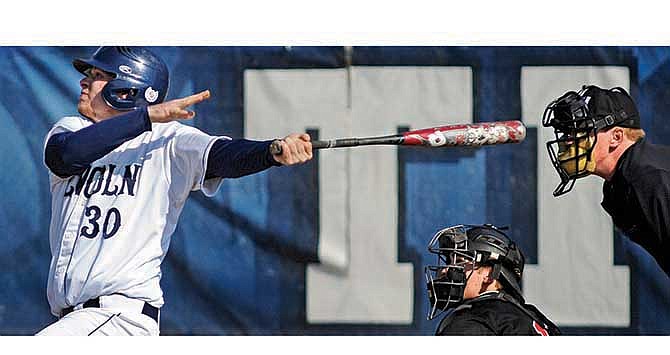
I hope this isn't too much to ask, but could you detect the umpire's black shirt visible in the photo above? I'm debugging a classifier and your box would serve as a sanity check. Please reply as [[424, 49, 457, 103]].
[[601, 138, 670, 276], [435, 292, 560, 336]]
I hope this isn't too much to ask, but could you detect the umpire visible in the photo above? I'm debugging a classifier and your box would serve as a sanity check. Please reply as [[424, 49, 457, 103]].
[[425, 224, 560, 335], [543, 85, 670, 276]]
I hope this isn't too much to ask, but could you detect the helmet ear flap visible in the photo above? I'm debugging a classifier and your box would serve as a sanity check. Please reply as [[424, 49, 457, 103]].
[[490, 263, 502, 281], [101, 80, 141, 111]]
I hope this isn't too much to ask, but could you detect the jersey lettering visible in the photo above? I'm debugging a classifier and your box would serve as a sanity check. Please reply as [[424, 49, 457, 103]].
[[84, 166, 106, 198], [62, 164, 142, 198], [102, 164, 119, 196], [80, 205, 101, 238], [63, 168, 90, 197], [120, 164, 141, 196], [80, 205, 123, 240], [102, 207, 121, 239]]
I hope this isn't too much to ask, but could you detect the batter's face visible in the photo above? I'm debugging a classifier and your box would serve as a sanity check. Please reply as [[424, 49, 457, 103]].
[[78, 67, 122, 122]]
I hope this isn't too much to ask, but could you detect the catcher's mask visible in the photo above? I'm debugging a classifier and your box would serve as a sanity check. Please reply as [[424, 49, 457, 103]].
[[542, 85, 639, 196], [425, 224, 525, 320]]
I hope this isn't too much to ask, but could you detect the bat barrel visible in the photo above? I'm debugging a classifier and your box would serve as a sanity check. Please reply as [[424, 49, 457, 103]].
[[269, 120, 526, 154], [401, 120, 526, 147]]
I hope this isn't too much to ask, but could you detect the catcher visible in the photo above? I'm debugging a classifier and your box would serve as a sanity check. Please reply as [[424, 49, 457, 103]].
[[425, 224, 561, 335]]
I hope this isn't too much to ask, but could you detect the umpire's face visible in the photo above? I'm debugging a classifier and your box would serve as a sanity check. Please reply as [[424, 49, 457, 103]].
[[78, 67, 123, 122], [588, 126, 629, 179]]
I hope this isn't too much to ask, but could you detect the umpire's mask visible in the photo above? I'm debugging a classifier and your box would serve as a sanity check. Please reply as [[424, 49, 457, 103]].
[[542, 85, 640, 196]]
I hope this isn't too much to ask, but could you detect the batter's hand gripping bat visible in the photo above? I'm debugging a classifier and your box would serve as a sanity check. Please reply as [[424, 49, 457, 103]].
[[270, 120, 526, 155]]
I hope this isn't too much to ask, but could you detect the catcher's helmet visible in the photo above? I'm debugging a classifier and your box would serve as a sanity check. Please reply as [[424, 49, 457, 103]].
[[542, 85, 640, 196], [425, 224, 525, 320], [73, 46, 169, 111]]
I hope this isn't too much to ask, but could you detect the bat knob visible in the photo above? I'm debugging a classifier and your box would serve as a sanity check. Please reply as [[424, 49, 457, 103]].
[[270, 139, 283, 155]]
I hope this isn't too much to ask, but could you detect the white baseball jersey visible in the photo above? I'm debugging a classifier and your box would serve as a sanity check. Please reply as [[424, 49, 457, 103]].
[[43, 116, 227, 317]]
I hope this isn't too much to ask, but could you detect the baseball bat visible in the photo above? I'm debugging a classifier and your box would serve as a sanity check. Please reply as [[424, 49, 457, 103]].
[[269, 120, 526, 155]]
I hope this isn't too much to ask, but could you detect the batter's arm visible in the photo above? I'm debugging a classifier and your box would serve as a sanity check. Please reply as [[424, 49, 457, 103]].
[[44, 107, 152, 178], [204, 133, 313, 179], [204, 138, 281, 179]]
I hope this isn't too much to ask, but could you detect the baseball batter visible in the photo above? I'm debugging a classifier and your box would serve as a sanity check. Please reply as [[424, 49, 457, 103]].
[[37, 47, 312, 335]]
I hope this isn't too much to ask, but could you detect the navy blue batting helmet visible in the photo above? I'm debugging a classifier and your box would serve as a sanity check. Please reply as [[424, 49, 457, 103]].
[[73, 46, 169, 111]]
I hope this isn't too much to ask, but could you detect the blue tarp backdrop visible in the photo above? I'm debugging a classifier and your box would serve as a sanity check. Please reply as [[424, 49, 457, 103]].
[[0, 46, 669, 335]]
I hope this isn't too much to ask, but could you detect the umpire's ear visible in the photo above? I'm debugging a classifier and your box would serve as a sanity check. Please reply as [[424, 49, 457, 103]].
[[608, 127, 625, 150]]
